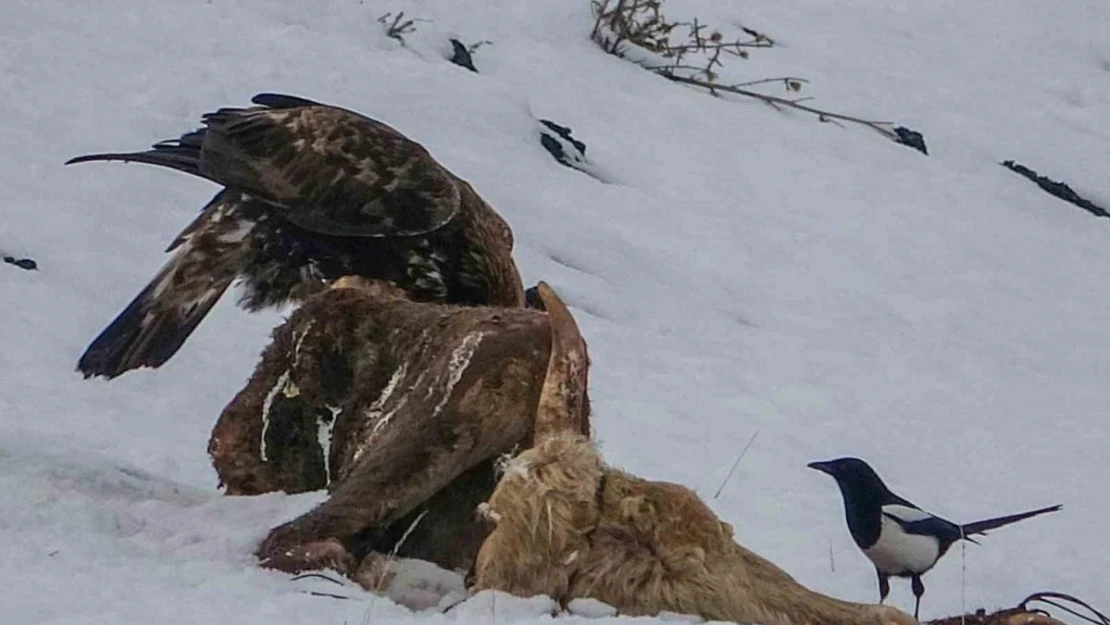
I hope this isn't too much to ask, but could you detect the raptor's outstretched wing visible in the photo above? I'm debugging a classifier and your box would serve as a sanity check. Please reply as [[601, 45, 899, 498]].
[[68, 92, 461, 238]]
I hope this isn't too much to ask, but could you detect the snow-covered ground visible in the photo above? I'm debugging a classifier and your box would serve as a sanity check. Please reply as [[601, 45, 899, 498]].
[[2, 0, 1108, 623]]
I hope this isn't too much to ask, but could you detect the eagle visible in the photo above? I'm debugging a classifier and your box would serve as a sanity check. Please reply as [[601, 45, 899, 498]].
[[68, 93, 525, 380]]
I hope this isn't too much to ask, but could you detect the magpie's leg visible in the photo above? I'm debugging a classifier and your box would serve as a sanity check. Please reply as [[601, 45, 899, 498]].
[[876, 570, 890, 604], [911, 575, 925, 619]]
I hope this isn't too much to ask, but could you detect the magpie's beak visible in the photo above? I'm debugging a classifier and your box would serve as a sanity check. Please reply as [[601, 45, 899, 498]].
[[807, 460, 834, 474]]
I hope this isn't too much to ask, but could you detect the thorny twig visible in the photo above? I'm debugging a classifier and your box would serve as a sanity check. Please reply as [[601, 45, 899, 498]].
[[305, 590, 355, 600], [591, 0, 673, 55], [467, 40, 493, 55], [660, 72, 900, 141], [639, 70, 808, 92], [449, 38, 493, 73], [592, 0, 770, 80], [590, 0, 903, 143], [361, 509, 432, 625], [377, 11, 427, 45], [291, 572, 357, 601], [713, 429, 759, 499], [291, 572, 346, 585], [371, 509, 429, 593], [733, 76, 807, 91], [1019, 592, 1110, 625]]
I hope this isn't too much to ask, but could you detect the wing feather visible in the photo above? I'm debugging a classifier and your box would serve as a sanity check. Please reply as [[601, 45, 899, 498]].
[[882, 504, 963, 542], [197, 99, 460, 238], [78, 190, 258, 378], [881, 504, 933, 524]]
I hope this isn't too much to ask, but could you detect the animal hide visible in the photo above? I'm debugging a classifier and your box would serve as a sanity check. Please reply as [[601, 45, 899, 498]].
[[208, 277, 589, 578], [472, 433, 919, 625]]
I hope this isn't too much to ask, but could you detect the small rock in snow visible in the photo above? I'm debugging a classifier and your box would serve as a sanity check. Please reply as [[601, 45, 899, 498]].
[[448, 38, 478, 72], [3, 255, 37, 270]]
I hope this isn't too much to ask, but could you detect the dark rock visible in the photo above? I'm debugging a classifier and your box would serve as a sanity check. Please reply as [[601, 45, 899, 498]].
[[4, 256, 37, 271], [448, 39, 478, 73], [539, 119, 588, 171], [893, 126, 928, 155], [524, 284, 545, 310], [1002, 160, 1109, 218]]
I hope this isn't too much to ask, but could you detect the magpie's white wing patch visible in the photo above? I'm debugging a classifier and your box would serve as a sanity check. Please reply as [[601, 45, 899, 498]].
[[882, 503, 934, 524]]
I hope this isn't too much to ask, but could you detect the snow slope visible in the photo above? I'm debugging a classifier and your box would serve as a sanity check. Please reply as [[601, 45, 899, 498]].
[[2, 0, 1108, 622]]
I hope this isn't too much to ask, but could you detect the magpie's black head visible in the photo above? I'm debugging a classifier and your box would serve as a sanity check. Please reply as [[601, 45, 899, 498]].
[[810, 456, 874, 478], [808, 457, 898, 547], [808, 457, 896, 502]]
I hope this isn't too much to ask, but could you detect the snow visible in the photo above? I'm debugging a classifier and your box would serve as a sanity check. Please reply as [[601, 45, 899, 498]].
[[568, 598, 620, 619], [2, 0, 1108, 623]]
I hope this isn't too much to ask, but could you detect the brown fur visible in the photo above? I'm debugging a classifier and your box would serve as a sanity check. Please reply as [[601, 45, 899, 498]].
[[208, 278, 588, 577], [473, 434, 918, 625]]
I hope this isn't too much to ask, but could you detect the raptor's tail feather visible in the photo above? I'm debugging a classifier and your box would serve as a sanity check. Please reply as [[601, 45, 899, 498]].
[[65, 128, 207, 176]]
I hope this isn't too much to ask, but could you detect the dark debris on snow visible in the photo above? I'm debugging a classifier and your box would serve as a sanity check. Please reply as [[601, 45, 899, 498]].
[[1002, 160, 1109, 218], [448, 39, 478, 73], [893, 126, 928, 155], [539, 119, 587, 169], [4, 255, 38, 270]]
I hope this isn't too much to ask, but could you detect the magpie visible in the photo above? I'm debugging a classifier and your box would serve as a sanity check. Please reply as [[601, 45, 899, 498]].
[[808, 457, 1061, 619]]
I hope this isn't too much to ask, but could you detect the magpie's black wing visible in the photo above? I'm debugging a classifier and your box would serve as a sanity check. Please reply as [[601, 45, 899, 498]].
[[882, 504, 965, 544]]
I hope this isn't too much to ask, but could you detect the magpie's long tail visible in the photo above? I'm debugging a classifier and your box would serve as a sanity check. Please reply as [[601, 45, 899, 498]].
[[65, 128, 207, 177], [77, 191, 249, 379], [961, 504, 1062, 537]]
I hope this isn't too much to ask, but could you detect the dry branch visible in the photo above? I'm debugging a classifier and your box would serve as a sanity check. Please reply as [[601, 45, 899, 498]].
[[659, 72, 902, 141], [590, 0, 907, 144], [378, 11, 426, 45]]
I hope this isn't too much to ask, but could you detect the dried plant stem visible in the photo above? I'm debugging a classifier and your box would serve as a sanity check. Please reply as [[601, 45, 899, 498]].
[[590, 0, 904, 144], [659, 72, 900, 140]]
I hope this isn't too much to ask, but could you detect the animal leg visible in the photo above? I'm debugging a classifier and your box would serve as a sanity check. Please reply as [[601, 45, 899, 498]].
[[256, 324, 548, 572], [911, 574, 925, 619]]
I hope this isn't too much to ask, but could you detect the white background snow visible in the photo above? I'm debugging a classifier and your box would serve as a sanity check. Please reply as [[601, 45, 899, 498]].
[[2, 0, 1108, 623]]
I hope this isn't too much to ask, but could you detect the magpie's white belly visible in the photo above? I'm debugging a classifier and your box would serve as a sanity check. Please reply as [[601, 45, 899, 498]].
[[863, 516, 940, 575]]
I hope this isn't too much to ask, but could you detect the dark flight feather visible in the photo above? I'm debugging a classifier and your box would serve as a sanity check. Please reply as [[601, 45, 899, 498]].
[[69, 93, 523, 379], [77, 191, 254, 377]]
